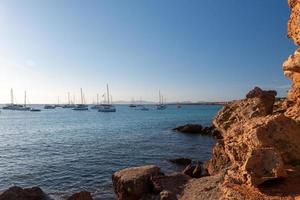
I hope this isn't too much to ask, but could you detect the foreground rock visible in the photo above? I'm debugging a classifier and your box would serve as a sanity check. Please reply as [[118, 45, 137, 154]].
[[0, 186, 49, 200], [67, 191, 93, 200], [112, 165, 162, 200]]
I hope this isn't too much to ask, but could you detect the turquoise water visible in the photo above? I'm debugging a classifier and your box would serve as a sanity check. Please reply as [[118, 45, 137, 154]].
[[0, 105, 221, 199]]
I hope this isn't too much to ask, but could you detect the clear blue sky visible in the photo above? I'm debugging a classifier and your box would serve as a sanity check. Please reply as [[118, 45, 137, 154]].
[[0, 0, 295, 103]]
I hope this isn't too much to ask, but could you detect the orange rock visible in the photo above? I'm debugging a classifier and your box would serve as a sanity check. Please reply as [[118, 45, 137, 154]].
[[288, 0, 300, 45]]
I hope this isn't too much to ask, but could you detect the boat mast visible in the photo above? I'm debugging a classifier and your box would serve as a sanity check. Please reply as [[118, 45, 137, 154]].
[[80, 88, 83, 105], [68, 92, 70, 105], [24, 91, 27, 107], [159, 90, 161, 104], [107, 84, 110, 104], [97, 94, 99, 105], [11, 88, 14, 105]]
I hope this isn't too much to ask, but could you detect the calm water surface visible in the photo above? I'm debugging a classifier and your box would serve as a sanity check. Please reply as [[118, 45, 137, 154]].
[[0, 105, 221, 199]]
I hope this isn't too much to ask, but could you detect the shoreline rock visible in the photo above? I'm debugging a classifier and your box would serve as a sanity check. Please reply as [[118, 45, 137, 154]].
[[0, 186, 50, 200], [112, 165, 162, 200], [172, 124, 222, 139]]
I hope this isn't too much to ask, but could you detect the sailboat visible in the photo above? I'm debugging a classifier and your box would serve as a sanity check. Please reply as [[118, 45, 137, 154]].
[[129, 98, 137, 107], [18, 91, 31, 111], [98, 84, 116, 112], [63, 92, 76, 108], [3, 89, 28, 110], [73, 88, 89, 111], [156, 90, 167, 110], [91, 94, 102, 109]]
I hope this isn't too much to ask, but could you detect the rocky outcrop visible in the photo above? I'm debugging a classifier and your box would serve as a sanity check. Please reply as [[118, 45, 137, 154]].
[[67, 191, 93, 200], [112, 165, 162, 200], [0, 186, 49, 200], [213, 87, 277, 134]]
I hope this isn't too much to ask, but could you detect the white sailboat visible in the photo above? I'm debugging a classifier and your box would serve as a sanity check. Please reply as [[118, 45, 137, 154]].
[[156, 90, 167, 110], [63, 92, 76, 108], [73, 88, 89, 111], [91, 93, 102, 109], [98, 84, 116, 112], [18, 91, 31, 111], [3, 89, 28, 110]]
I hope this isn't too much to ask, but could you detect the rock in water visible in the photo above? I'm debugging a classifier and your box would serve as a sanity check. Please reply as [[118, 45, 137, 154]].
[[172, 124, 203, 134], [168, 158, 192, 166], [67, 191, 93, 200], [112, 165, 162, 200], [0, 186, 49, 200]]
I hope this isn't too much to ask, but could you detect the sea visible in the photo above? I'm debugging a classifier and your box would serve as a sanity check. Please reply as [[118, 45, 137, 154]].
[[0, 104, 222, 199]]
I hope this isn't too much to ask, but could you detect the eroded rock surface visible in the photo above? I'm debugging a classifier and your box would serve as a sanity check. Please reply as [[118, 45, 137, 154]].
[[213, 87, 276, 134], [288, 0, 300, 45], [112, 165, 162, 200]]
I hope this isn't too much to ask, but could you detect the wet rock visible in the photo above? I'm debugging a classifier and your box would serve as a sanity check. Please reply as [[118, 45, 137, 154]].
[[182, 164, 195, 177], [0, 186, 49, 200], [67, 191, 93, 200], [172, 124, 203, 134], [168, 158, 191, 166], [112, 165, 162, 200], [191, 163, 202, 178]]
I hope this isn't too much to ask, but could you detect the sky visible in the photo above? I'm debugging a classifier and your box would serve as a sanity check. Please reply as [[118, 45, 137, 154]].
[[0, 0, 296, 104]]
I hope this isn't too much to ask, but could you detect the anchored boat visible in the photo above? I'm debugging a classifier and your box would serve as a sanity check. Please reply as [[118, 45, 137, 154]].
[[98, 84, 116, 112]]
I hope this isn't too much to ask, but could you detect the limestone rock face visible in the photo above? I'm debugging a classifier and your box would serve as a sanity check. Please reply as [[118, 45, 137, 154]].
[[213, 87, 276, 134], [205, 140, 230, 175], [222, 114, 300, 186], [0, 186, 49, 200], [112, 165, 162, 200], [283, 49, 300, 88], [288, 0, 300, 45]]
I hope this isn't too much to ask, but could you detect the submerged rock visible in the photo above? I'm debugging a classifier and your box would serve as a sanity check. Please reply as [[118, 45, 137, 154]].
[[112, 165, 162, 200], [0, 186, 49, 200], [67, 191, 93, 200]]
